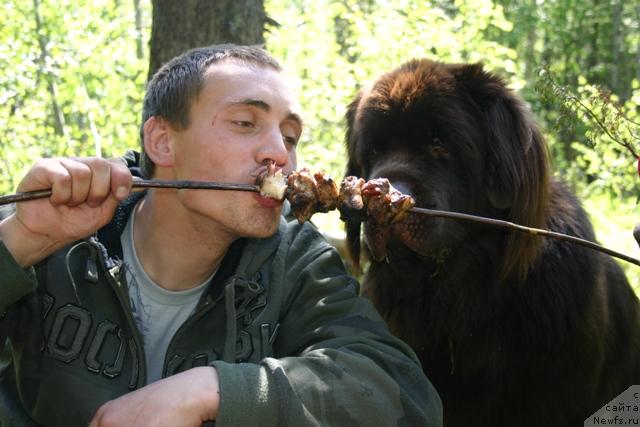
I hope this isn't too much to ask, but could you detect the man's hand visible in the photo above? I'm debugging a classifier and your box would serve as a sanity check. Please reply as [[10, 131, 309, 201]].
[[89, 367, 220, 427], [0, 157, 132, 267]]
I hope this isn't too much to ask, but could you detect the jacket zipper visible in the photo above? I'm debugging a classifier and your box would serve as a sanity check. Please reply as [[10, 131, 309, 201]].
[[162, 291, 224, 375], [92, 240, 147, 388]]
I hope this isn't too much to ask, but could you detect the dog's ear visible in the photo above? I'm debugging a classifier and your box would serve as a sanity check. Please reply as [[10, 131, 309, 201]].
[[345, 92, 362, 162], [344, 94, 363, 270], [453, 63, 536, 210], [454, 63, 550, 279], [483, 94, 530, 211]]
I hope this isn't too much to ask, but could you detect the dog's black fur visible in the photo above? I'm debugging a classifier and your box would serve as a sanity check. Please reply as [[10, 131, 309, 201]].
[[345, 59, 640, 426]]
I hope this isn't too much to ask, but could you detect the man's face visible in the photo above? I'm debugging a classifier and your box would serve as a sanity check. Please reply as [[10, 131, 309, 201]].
[[164, 60, 302, 238]]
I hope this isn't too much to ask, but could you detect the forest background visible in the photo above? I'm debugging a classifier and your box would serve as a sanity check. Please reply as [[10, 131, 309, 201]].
[[1, 0, 639, 291]]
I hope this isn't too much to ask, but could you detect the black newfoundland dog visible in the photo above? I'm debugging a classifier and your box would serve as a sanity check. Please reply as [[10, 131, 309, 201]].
[[344, 59, 640, 426]]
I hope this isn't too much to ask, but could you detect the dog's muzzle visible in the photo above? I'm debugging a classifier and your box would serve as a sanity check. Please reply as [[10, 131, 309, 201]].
[[361, 180, 432, 261]]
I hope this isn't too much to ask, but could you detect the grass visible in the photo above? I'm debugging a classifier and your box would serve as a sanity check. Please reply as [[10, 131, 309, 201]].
[[583, 193, 640, 296]]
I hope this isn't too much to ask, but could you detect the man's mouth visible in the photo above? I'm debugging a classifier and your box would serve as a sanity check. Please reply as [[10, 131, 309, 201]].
[[251, 163, 288, 181], [253, 193, 283, 208]]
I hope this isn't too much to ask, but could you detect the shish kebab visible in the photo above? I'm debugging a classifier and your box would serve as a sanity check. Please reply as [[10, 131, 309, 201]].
[[257, 165, 414, 226], [0, 165, 638, 266]]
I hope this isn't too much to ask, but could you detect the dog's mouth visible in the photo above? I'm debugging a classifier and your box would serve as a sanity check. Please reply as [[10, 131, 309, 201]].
[[360, 179, 447, 262], [364, 180, 436, 261], [363, 206, 435, 261]]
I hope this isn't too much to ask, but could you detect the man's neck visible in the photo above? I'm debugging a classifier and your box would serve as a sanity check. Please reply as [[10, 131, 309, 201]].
[[132, 190, 233, 291]]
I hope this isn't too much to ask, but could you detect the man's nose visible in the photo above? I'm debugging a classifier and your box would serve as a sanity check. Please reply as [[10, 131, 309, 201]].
[[257, 126, 289, 166]]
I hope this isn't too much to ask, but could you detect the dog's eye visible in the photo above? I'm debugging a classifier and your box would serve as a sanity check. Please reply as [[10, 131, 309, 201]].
[[429, 137, 449, 158]]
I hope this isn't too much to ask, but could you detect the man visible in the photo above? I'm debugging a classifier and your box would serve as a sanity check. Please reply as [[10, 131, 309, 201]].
[[0, 45, 442, 426]]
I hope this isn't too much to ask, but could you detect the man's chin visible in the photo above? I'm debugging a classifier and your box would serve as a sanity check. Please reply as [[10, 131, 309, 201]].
[[239, 216, 281, 239]]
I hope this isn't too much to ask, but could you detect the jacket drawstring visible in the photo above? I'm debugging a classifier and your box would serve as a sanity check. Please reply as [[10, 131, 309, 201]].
[[64, 240, 98, 305], [223, 279, 237, 362]]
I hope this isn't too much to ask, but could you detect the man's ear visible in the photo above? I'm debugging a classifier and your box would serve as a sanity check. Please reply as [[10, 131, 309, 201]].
[[142, 116, 175, 168]]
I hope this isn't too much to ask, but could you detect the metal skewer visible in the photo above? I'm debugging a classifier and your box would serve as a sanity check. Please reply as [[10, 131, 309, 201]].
[[0, 179, 261, 206], [2, 178, 638, 268], [409, 206, 640, 267]]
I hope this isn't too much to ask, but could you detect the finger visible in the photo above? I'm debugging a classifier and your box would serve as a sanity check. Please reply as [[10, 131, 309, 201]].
[[82, 158, 114, 208], [17, 158, 69, 197], [18, 159, 74, 206], [58, 158, 92, 206], [107, 158, 133, 201], [88, 405, 104, 427]]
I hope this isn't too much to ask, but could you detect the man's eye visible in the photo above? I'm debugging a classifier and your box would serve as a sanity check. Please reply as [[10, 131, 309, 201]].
[[233, 121, 255, 128], [283, 135, 298, 146]]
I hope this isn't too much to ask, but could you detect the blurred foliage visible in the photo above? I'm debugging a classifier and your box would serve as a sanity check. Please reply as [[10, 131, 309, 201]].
[[536, 68, 640, 200], [1, 0, 639, 289], [0, 0, 149, 194]]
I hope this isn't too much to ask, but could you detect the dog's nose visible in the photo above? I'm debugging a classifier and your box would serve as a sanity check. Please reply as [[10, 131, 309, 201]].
[[366, 166, 413, 198], [388, 181, 413, 198]]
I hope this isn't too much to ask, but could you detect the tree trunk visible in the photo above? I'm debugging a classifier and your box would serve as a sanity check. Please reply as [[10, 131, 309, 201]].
[[523, 0, 538, 82], [610, 0, 622, 93], [33, 0, 70, 154], [637, 3, 640, 87], [147, 0, 266, 80], [133, 0, 145, 60]]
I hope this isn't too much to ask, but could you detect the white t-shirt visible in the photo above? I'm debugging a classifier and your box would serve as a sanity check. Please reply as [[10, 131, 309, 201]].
[[120, 205, 214, 383]]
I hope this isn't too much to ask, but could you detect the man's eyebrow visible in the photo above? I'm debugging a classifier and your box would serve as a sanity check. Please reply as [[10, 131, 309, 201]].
[[232, 98, 270, 111], [229, 98, 304, 128]]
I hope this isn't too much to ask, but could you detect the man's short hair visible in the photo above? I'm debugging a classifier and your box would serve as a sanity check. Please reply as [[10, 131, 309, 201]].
[[140, 44, 282, 178]]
